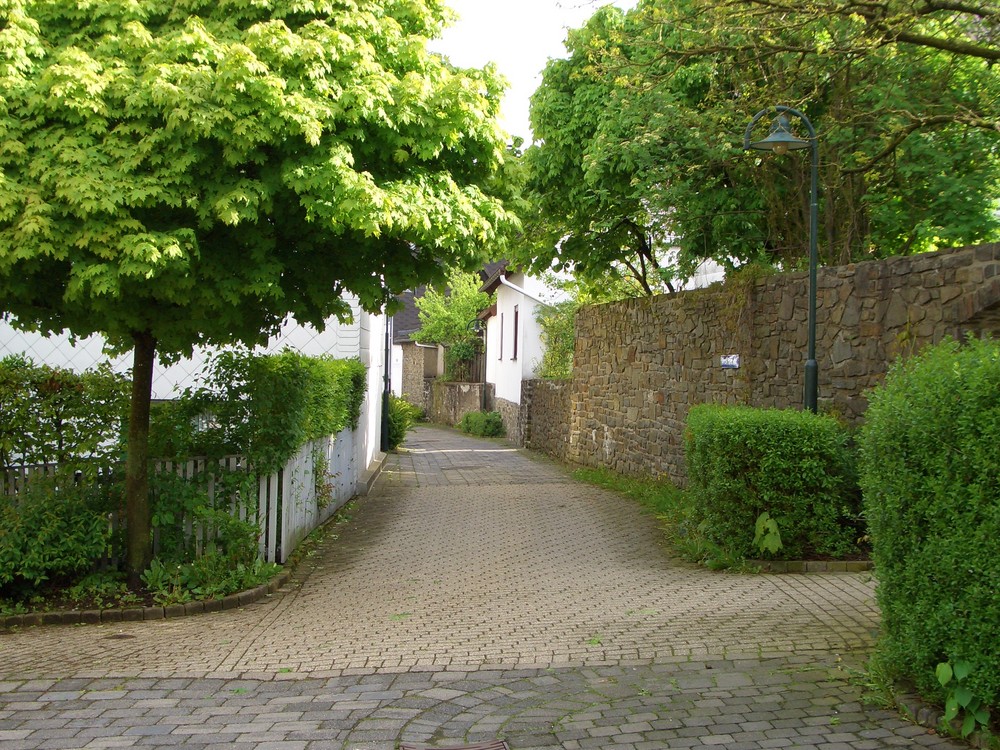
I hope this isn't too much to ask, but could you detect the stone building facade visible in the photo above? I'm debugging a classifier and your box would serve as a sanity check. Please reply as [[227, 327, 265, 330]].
[[522, 243, 1000, 484]]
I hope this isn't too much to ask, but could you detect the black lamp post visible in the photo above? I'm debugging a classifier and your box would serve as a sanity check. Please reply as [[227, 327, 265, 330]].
[[743, 105, 819, 413]]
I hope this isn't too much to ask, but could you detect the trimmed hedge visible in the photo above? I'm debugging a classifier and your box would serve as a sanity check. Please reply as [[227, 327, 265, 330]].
[[150, 350, 367, 473], [684, 404, 861, 560], [859, 337, 1000, 708], [0, 355, 129, 471], [458, 410, 504, 438]]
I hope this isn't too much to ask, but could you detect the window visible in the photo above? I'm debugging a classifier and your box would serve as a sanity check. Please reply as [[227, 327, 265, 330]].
[[512, 305, 519, 360]]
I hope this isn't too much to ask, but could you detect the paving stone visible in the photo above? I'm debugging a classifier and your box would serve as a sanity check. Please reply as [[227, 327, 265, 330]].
[[0, 428, 968, 749]]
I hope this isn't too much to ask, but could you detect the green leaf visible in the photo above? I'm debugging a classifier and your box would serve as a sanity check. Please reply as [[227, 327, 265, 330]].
[[955, 686, 974, 709], [944, 696, 960, 723], [961, 713, 976, 738], [953, 660, 972, 682], [936, 662, 953, 687]]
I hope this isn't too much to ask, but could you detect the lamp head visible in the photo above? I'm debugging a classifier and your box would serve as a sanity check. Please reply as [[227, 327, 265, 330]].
[[749, 113, 809, 155]]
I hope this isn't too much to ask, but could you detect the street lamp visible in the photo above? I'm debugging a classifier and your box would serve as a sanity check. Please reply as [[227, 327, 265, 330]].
[[743, 105, 819, 413]]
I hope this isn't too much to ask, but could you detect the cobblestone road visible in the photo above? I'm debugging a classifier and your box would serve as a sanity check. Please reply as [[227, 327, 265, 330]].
[[0, 426, 959, 749]]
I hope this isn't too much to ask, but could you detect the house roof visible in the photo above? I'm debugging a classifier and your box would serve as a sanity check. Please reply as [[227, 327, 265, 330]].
[[479, 261, 512, 295], [391, 287, 425, 344]]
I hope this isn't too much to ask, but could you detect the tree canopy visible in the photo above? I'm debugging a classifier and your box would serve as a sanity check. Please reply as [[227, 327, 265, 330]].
[[516, 0, 1000, 294], [0, 0, 516, 579], [412, 269, 492, 347], [412, 268, 491, 379]]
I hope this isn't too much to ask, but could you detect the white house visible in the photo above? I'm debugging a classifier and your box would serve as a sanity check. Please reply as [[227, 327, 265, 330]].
[[479, 266, 567, 438]]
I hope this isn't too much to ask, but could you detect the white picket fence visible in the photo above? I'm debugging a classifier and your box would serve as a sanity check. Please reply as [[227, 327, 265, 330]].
[[256, 429, 358, 562], [2, 429, 359, 565], [150, 428, 359, 563]]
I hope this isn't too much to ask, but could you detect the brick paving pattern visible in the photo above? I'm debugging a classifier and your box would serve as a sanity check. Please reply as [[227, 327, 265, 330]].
[[0, 426, 961, 749]]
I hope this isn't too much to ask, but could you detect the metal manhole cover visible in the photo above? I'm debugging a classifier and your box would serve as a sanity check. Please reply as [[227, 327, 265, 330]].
[[400, 743, 508, 750]]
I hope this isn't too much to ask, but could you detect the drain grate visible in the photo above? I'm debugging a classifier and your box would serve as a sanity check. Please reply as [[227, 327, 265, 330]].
[[400, 743, 508, 750]]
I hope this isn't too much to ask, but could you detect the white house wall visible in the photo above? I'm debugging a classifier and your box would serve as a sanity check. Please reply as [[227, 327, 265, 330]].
[[390, 344, 404, 397], [486, 272, 563, 405], [356, 311, 386, 471]]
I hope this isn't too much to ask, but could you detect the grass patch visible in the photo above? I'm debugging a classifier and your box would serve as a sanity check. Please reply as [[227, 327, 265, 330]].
[[571, 467, 743, 570]]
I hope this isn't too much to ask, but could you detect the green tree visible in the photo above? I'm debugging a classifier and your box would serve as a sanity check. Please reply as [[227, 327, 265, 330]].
[[0, 0, 515, 583], [412, 269, 492, 380], [534, 299, 578, 380], [518, 0, 1000, 291], [521, 7, 679, 296]]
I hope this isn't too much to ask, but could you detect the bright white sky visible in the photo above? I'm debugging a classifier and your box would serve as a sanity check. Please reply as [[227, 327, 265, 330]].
[[430, 0, 638, 143]]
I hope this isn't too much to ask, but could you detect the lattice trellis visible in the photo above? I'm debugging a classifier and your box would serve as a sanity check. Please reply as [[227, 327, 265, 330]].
[[0, 299, 376, 400]]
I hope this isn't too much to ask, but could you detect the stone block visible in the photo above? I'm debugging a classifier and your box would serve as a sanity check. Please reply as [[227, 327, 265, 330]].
[[121, 607, 143, 622], [143, 606, 165, 620]]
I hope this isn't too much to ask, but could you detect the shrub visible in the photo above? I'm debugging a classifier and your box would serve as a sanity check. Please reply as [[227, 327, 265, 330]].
[[444, 340, 479, 382], [458, 410, 504, 438], [0, 473, 116, 589], [386, 395, 421, 450], [150, 350, 367, 473], [0, 355, 129, 471], [149, 468, 258, 566], [684, 404, 861, 560], [859, 336, 1000, 709]]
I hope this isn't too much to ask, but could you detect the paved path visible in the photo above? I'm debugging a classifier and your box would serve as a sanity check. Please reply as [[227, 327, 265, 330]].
[[0, 426, 960, 749]]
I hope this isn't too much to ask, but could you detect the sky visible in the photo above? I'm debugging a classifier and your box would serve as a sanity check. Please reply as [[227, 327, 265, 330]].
[[430, 0, 638, 143]]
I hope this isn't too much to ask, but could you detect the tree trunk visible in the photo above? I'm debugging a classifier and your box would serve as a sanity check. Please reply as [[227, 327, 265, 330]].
[[125, 331, 156, 588]]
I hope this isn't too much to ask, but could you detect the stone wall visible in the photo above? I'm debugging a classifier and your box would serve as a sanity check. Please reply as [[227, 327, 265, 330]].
[[532, 243, 1000, 483], [400, 342, 426, 409], [523, 379, 571, 460], [495, 396, 524, 446], [429, 381, 486, 426]]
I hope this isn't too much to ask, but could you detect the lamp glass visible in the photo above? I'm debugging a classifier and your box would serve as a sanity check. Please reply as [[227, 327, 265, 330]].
[[749, 114, 809, 154]]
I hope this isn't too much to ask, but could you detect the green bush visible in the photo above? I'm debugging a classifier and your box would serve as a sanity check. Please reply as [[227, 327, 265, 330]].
[[0, 355, 129, 471], [149, 468, 258, 565], [458, 410, 504, 438], [684, 404, 861, 560], [859, 336, 1000, 709], [444, 340, 479, 382], [387, 395, 421, 450], [0, 473, 116, 589], [150, 349, 367, 473]]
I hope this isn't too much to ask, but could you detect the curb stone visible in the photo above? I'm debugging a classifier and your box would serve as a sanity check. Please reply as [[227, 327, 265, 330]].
[[895, 691, 996, 749], [748, 559, 874, 573], [0, 561, 295, 631]]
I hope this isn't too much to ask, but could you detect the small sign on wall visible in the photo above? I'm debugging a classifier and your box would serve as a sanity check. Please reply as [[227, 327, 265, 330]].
[[721, 354, 740, 369]]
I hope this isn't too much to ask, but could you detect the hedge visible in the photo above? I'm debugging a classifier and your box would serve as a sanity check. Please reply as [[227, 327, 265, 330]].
[[0, 474, 115, 588], [684, 404, 860, 560], [458, 410, 504, 438], [859, 337, 1000, 708], [0, 355, 129, 471], [150, 350, 367, 473], [386, 396, 421, 450]]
